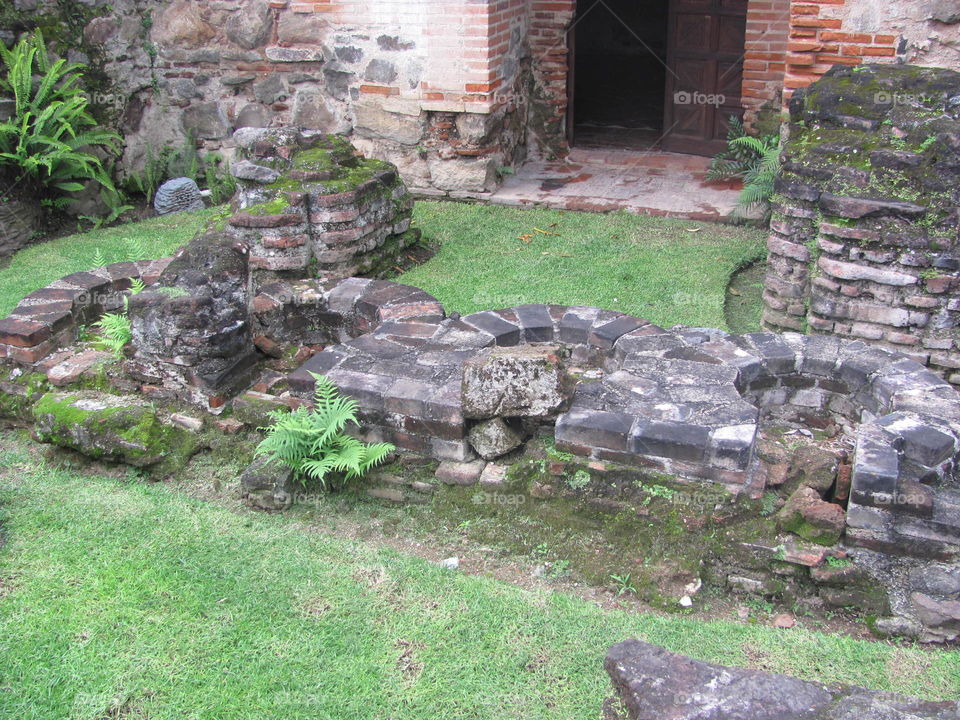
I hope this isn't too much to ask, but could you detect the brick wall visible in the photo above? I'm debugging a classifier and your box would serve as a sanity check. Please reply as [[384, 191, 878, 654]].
[[743, 0, 790, 129], [782, 0, 960, 106], [763, 65, 960, 386]]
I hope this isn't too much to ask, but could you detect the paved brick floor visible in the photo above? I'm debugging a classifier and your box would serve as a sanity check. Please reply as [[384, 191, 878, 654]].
[[490, 148, 745, 221]]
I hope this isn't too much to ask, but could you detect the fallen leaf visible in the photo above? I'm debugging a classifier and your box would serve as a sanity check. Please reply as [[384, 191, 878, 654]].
[[728, 287, 742, 296]]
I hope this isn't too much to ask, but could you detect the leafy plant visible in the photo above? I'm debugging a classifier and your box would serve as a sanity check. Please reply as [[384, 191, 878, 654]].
[[92, 311, 132, 359], [707, 116, 781, 219], [92, 277, 145, 359], [126, 138, 235, 205], [566, 469, 591, 491], [731, 135, 782, 219], [0, 31, 121, 209], [610, 573, 638, 597], [202, 152, 237, 205], [256, 373, 395, 490]]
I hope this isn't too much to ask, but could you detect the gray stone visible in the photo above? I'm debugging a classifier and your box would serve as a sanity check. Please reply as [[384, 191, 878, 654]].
[[266, 46, 324, 62], [435, 459, 486, 485], [428, 156, 496, 192], [606, 639, 834, 719], [225, 0, 272, 50], [128, 232, 258, 401], [240, 455, 296, 511], [32, 392, 197, 470], [277, 12, 327, 45], [292, 90, 338, 131], [231, 160, 281, 184], [153, 177, 205, 216], [462, 345, 571, 419], [909, 565, 960, 599], [353, 103, 426, 145], [363, 59, 397, 84], [181, 101, 230, 139], [0, 199, 42, 257], [871, 615, 922, 639], [931, 0, 960, 23], [152, 0, 215, 48], [467, 418, 524, 460], [606, 639, 960, 720], [235, 103, 271, 129], [253, 74, 287, 105], [911, 592, 960, 642]]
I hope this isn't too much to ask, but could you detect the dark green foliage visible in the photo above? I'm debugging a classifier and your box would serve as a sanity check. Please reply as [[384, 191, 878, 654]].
[[707, 117, 781, 219], [0, 30, 120, 208], [126, 137, 236, 205]]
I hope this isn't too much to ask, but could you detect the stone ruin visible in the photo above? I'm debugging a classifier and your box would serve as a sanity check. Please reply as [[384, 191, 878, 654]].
[[0, 127, 958, 644], [764, 64, 960, 385], [227, 127, 418, 288], [605, 640, 960, 720]]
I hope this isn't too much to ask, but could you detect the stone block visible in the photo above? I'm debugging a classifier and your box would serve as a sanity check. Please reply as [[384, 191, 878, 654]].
[[467, 418, 524, 460], [461, 345, 571, 419]]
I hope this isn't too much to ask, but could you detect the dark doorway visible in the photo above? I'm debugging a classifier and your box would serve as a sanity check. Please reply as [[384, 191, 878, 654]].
[[569, 0, 671, 151], [567, 0, 747, 156]]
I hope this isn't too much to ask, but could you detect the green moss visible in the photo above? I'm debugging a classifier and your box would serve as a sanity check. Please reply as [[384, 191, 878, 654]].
[[243, 197, 292, 217], [32, 392, 198, 474]]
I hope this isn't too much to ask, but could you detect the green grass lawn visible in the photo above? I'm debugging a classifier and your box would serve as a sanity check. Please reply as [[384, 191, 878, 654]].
[[404, 203, 766, 329], [0, 203, 766, 330], [0, 437, 957, 720]]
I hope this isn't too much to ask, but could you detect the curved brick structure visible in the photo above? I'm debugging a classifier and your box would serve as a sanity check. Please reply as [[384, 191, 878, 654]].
[[0, 258, 170, 364], [289, 302, 960, 559], [763, 65, 960, 385]]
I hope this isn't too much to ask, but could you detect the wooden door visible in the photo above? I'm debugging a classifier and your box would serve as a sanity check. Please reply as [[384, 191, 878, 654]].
[[662, 0, 748, 155]]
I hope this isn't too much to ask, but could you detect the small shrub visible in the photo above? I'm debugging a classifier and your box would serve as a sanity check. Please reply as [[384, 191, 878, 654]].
[[566, 469, 591, 490], [126, 137, 236, 205], [256, 373, 395, 490], [92, 278, 144, 359], [92, 311, 132, 359]]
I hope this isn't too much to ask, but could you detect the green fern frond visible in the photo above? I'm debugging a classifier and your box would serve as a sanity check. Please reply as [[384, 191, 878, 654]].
[[255, 374, 395, 491]]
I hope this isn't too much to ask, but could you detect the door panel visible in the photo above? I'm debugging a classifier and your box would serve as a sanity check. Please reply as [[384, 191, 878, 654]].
[[663, 0, 748, 155]]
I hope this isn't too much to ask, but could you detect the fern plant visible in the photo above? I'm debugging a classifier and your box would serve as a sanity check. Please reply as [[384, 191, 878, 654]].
[[91, 278, 144, 359], [730, 135, 782, 219], [92, 311, 132, 359], [256, 373, 395, 490], [707, 117, 762, 182], [0, 31, 121, 208]]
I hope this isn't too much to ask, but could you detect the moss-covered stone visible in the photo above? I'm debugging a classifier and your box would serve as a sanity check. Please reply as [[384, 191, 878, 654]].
[[32, 391, 199, 473]]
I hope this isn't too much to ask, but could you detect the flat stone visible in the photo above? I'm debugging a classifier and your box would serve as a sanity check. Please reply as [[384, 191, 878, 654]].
[[605, 639, 959, 719], [778, 486, 846, 545], [46, 349, 110, 386], [240, 455, 295, 511], [435, 459, 486, 485]]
